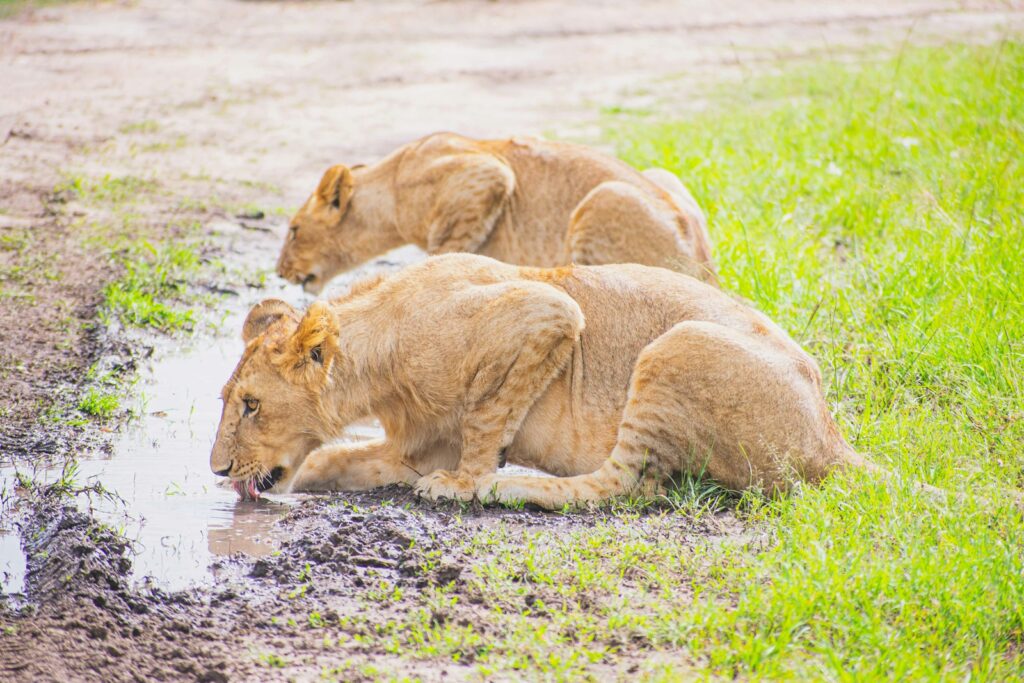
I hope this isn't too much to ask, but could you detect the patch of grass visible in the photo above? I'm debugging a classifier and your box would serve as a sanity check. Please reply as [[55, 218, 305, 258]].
[[58, 365, 132, 423], [257, 652, 288, 669], [0, 0, 73, 19], [135, 135, 188, 154], [118, 119, 161, 135], [365, 580, 405, 604], [77, 386, 119, 418], [56, 173, 159, 206], [594, 40, 1024, 678], [233, 201, 292, 218], [100, 241, 200, 332], [0, 229, 30, 253], [310, 41, 1024, 681], [317, 517, 724, 679]]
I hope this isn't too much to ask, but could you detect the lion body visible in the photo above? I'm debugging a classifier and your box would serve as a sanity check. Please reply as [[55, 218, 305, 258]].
[[276, 133, 717, 294], [212, 254, 863, 508]]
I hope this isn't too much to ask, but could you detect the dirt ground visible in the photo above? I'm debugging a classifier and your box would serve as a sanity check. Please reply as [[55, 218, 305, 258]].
[[1, 1, 1021, 680]]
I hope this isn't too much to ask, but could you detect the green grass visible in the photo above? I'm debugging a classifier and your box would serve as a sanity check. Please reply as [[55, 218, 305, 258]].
[[100, 241, 200, 332], [605, 41, 1024, 489], [68, 366, 129, 421], [57, 173, 159, 206], [300, 41, 1024, 681], [76, 386, 119, 418], [0, 0, 73, 19], [599, 40, 1024, 679], [51, 171, 210, 333], [119, 120, 161, 135]]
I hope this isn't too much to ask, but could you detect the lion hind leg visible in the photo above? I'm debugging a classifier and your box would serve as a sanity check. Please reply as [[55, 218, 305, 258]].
[[641, 168, 708, 236], [477, 445, 656, 509], [567, 180, 718, 285], [628, 320, 863, 494], [481, 320, 861, 508]]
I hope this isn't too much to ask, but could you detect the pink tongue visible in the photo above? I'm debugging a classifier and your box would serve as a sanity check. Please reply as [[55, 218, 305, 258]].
[[232, 480, 261, 501]]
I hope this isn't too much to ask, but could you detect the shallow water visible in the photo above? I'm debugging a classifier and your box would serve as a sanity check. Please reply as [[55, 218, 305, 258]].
[[0, 525, 25, 597], [0, 251, 422, 595], [0, 333, 306, 593], [85, 335, 303, 588]]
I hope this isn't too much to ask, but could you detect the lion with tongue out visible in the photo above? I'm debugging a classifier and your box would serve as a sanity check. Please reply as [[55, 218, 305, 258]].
[[210, 253, 869, 509]]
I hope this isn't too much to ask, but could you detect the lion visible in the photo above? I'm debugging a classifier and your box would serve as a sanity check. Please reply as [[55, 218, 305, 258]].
[[210, 253, 871, 509], [276, 132, 717, 295]]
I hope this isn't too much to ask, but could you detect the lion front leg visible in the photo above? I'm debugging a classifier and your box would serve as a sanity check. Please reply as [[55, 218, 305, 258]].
[[289, 438, 419, 492], [413, 283, 584, 502], [424, 154, 515, 255]]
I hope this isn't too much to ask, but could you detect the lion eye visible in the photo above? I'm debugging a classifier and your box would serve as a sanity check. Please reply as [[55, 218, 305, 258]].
[[289, 225, 298, 241], [243, 398, 260, 416]]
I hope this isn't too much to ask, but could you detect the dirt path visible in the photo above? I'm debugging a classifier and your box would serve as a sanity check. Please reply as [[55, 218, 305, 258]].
[[0, 1, 1021, 680]]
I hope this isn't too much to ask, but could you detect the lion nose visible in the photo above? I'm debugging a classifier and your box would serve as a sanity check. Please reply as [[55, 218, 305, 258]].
[[213, 461, 233, 477]]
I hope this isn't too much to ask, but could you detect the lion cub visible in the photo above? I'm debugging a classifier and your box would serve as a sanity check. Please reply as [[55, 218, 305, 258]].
[[276, 132, 717, 294], [212, 254, 868, 508]]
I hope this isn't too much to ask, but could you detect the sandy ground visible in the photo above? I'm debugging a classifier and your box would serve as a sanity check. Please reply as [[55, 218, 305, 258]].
[[0, 0, 1021, 680]]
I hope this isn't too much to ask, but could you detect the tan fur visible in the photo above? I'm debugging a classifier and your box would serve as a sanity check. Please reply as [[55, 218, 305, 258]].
[[212, 254, 866, 508], [276, 132, 718, 294]]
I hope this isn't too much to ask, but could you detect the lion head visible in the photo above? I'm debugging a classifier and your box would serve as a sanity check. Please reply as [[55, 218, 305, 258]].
[[209, 299, 342, 498], [277, 164, 399, 296]]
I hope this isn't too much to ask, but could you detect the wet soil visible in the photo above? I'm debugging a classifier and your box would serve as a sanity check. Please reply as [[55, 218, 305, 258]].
[[0, 0, 1021, 680]]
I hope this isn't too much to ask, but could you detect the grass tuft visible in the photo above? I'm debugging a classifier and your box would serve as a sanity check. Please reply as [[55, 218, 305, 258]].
[[77, 386, 119, 418], [56, 173, 159, 206], [0, 0, 73, 19], [100, 241, 199, 332]]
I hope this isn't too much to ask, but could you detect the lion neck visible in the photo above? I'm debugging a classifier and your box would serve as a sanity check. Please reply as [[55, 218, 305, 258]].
[[343, 163, 403, 257], [317, 292, 428, 445]]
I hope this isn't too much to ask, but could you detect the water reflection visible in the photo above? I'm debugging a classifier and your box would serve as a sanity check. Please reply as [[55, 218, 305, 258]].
[[0, 251, 416, 593], [99, 324, 300, 589], [207, 498, 288, 557]]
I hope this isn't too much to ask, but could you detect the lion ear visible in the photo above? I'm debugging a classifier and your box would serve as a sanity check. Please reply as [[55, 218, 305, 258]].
[[316, 165, 355, 211], [242, 299, 296, 343], [286, 301, 340, 374]]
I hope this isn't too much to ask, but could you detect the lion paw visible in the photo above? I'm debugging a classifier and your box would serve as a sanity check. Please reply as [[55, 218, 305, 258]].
[[475, 473, 508, 504], [414, 470, 477, 502]]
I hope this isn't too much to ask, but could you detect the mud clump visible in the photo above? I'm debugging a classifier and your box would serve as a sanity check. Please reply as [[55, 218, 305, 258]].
[[22, 500, 133, 604], [0, 494, 240, 682], [256, 493, 460, 592], [0, 477, 742, 681]]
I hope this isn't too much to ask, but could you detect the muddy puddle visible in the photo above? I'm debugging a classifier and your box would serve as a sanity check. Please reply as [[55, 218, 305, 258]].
[[0, 249, 422, 597], [0, 323, 306, 593]]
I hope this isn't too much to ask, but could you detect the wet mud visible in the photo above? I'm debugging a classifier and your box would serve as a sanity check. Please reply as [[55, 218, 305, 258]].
[[2, 461, 747, 681]]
